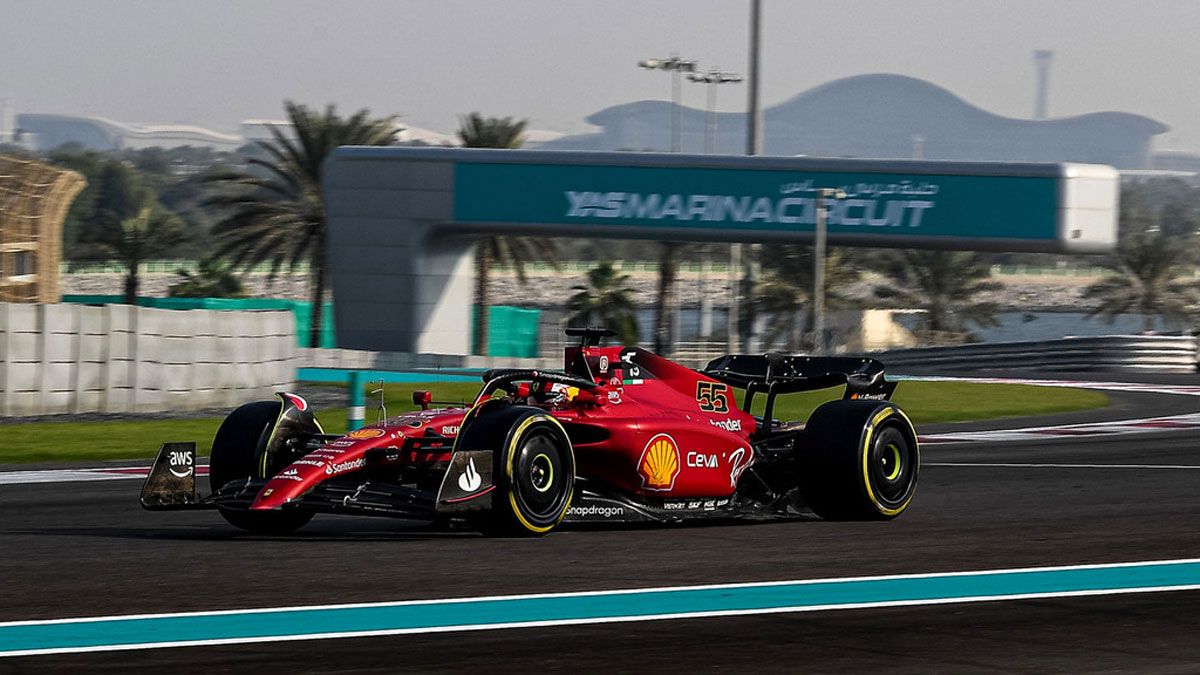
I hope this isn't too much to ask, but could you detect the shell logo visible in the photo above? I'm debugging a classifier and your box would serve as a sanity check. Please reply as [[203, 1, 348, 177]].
[[638, 433, 680, 491], [345, 428, 385, 440]]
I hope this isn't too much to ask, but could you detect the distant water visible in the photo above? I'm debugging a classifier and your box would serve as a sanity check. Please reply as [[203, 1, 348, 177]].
[[632, 308, 1179, 345]]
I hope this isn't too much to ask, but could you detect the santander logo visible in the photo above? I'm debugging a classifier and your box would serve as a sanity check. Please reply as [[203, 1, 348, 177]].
[[458, 457, 482, 492], [324, 458, 366, 475]]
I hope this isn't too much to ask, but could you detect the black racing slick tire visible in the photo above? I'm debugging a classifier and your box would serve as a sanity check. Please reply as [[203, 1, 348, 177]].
[[209, 400, 313, 535], [796, 400, 919, 520], [456, 403, 575, 536]]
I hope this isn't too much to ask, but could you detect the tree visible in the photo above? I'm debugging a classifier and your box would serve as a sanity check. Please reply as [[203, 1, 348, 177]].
[[84, 205, 186, 303], [567, 261, 639, 345], [457, 113, 527, 149], [873, 250, 1002, 340], [456, 112, 559, 355], [473, 236, 559, 354], [46, 147, 103, 258], [202, 102, 397, 347], [168, 258, 246, 298], [1083, 230, 1198, 332], [652, 243, 681, 353], [67, 158, 187, 303], [57, 155, 147, 261], [756, 246, 861, 351]]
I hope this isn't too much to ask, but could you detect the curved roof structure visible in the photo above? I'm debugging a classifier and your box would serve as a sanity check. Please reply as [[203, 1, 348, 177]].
[[542, 74, 1168, 168], [16, 113, 244, 152]]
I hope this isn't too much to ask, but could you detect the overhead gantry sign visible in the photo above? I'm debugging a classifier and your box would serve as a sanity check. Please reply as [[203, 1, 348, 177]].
[[322, 147, 1117, 354]]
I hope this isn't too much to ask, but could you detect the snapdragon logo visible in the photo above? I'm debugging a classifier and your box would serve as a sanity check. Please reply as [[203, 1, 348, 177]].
[[568, 504, 625, 519], [564, 191, 935, 229]]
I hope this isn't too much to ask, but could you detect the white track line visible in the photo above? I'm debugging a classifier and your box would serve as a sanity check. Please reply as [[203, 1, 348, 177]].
[[6, 556, 1200, 625], [927, 462, 1200, 470], [0, 467, 207, 485], [4, 557, 1200, 657]]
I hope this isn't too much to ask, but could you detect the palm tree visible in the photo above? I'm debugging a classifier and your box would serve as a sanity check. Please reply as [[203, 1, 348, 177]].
[[756, 246, 861, 351], [457, 113, 527, 149], [1083, 231, 1198, 332], [652, 243, 681, 353], [84, 204, 186, 304], [873, 250, 1002, 339], [202, 101, 397, 347], [457, 112, 559, 355], [168, 257, 246, 298], [567, 261, 639, 345]]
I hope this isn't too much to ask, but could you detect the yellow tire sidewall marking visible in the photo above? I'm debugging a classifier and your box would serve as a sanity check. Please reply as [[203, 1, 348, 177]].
[[506, 414, 573, 533], [860, 405, 918, 517]]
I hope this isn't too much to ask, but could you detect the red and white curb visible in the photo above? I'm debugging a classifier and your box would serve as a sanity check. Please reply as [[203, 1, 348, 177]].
[[906, 376, 1200, 444], [3, 377, 1198, 485], [0, 466, 207, 486], [919, 411, 1200, 444]]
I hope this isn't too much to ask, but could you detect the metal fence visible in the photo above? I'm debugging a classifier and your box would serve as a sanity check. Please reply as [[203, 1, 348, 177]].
[[659, 335, 1199, 373], [873, 335, 1198, 373]]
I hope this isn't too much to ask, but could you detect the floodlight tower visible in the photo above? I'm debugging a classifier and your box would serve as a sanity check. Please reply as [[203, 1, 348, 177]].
[[638, 55, 698, 152], [688, 68, 743, 154], [1033, 50, 1054, 120]]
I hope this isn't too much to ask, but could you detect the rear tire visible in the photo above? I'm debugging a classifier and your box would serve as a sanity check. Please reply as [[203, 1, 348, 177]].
[[796, 400, 919, 520], [209, 400, 313, 535]]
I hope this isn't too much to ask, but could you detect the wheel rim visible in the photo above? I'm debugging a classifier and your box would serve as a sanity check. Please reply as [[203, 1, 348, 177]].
[[881, 443, 902, 481], [530, 452, 554, 493], [870, 425, 916, 508], [513, 428, 570, 522]]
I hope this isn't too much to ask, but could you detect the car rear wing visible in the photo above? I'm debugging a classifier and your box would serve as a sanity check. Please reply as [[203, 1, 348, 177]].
[[703, 354, 897, 428], [704, 354, 897, 398]]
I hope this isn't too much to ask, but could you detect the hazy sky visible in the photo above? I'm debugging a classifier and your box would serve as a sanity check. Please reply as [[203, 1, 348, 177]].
[[4, 1, 1198, 149]]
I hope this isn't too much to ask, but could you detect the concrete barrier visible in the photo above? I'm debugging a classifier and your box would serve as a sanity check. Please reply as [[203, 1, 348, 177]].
[[0, 303, 297, 416]]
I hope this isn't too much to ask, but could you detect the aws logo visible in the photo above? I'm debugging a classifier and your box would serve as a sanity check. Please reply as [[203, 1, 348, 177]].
[[638, 434, 680, 491]]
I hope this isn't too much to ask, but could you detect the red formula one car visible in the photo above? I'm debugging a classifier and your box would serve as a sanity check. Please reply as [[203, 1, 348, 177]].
[[142, 328, 919, 535]]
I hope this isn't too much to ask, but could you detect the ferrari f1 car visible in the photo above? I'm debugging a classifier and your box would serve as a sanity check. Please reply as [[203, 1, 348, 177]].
[[141, 328, 919, 536]]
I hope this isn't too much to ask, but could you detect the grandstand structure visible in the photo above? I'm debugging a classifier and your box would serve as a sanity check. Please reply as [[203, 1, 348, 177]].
[[0, 156, 86, 302]]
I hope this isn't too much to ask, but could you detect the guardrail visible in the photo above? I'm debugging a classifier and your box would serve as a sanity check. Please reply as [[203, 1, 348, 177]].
[[873, 335, 1198, 373]]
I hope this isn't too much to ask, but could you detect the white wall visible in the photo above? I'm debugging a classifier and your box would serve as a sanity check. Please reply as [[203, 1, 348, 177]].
[[0, 303, 297, 416]]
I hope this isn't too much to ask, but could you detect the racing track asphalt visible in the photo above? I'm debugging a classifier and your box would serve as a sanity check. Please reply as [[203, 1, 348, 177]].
[[3, 372, 1200, 672]]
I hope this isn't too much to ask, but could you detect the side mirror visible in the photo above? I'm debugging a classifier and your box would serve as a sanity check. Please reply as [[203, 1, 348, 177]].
[[412, 390, 432, 410]]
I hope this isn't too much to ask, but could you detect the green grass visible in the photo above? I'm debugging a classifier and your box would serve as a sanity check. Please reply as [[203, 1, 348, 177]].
[[752, 381, 1108, 425], [0, 380, 1107, 464]]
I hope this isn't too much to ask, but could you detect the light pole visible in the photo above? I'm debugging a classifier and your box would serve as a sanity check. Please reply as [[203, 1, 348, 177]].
[[812, 188, 846, 354], [735, 0, 764, 353], [745, 0, 763, 156], [638, 55, 697, 152], [688, 68, 742, 154]]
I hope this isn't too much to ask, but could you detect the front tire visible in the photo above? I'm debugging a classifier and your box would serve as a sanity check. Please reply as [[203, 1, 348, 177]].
[[456, 403, 575, 536], [209, 400, 313, 535], [494, 414, 575, 535], [796, 400, 919, 520]]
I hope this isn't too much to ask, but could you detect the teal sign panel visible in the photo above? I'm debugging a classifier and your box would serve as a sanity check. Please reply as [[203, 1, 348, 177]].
[[453, 163, 1058, 240]]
